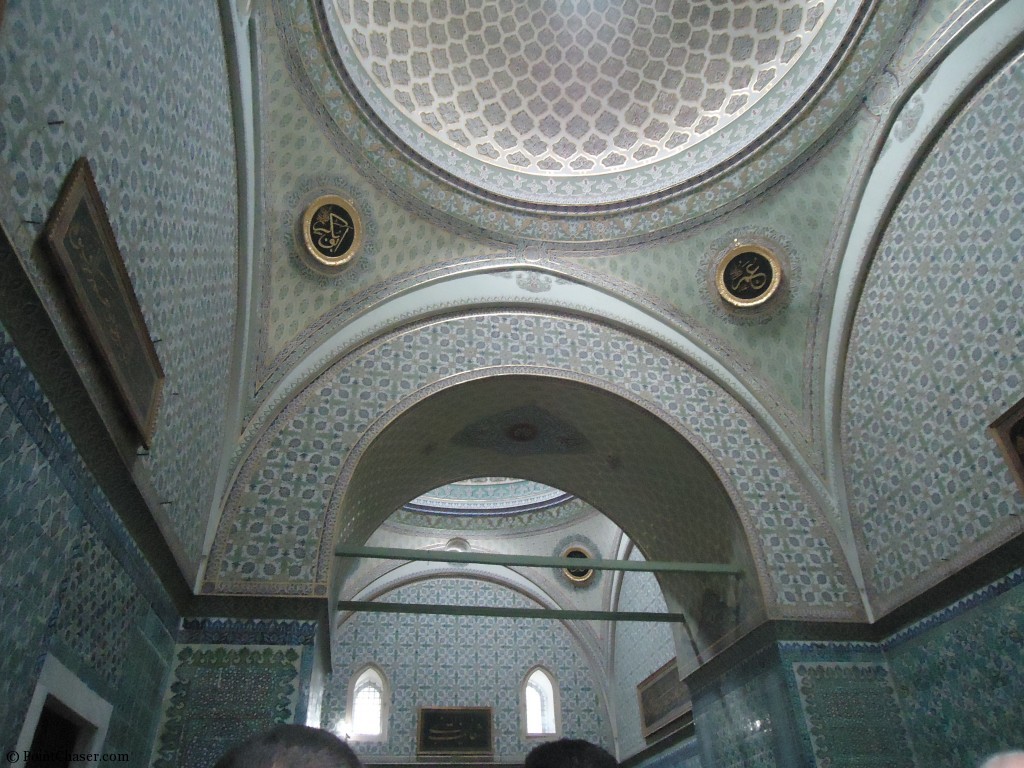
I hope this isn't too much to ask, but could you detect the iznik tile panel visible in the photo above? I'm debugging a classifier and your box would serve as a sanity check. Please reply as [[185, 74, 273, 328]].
[[886, 571, 1024, 767], [152, 618, 317, 768]]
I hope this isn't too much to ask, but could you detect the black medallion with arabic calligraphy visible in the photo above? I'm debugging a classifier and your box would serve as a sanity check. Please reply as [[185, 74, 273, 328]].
[[308, 201, 355, 259], [715, 245, 781, 308], [300, 194, 361, 272], [724, 251, 773, 301]]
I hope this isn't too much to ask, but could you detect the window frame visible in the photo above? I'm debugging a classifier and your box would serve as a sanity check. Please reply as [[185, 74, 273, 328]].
[[520, 665, 561, 740], [346, 664, 390, 742]]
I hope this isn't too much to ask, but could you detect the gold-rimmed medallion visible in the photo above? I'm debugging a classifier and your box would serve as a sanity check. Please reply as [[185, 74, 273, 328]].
[[715, 244, 782, 308], [301, 195, 361, 270], [561, 546, 595, 585]]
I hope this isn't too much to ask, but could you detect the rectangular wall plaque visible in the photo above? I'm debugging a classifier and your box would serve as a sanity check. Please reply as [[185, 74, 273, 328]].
[[44, 157, 163, 447], [637, 658, 692, 738], [416, 707, 493, 755], [989, 395, 1024, 497]]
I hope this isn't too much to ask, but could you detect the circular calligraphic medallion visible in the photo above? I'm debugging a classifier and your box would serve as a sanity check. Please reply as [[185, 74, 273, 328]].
[[716, 244, 782, 308], [301, 195, 361, 270], [561, 547, 594, 585]]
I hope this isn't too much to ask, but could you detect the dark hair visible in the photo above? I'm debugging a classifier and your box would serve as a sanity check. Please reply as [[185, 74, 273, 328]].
[[213, 724, 362, 768], [524, 738, 618, 768]]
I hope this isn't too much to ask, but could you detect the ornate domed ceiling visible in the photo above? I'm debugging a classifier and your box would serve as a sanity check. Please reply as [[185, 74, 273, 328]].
[[320, 0, 860, 208], [405, 477, 574, 515]]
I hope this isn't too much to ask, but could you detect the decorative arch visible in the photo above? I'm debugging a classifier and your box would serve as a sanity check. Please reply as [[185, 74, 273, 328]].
[[329, 371, 765, 657], [209, 311, 862, 635]]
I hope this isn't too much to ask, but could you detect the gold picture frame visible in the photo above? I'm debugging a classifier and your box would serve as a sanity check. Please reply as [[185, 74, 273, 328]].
[[989, 395, 1024, 497], [416, 707, 493, 756], [43, 158, 164, 448], [637, 659, 692, 738]]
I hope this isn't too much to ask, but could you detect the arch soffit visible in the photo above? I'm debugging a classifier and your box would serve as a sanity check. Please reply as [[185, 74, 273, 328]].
[[210, 311, 863, 621], [334, 378, 757, 653]]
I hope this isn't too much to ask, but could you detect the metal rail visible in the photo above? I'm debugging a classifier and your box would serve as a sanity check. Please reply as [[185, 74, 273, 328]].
[[336, 600, 690, 623]]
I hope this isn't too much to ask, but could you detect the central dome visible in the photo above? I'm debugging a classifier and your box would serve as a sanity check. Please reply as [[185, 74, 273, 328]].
[[405, 477, 573, 515], [326, 0, 837, 192]]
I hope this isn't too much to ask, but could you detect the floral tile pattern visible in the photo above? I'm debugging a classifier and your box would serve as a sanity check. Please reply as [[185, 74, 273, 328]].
[[151, 618, 317, 768], [0, 323, 177, 759]]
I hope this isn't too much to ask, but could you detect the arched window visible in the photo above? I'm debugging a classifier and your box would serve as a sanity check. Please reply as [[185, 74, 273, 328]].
[[348, 666, 388, 740], [522, 667, 560, 737]]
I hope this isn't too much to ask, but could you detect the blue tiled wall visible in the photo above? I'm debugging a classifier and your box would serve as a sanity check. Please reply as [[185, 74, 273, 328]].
[[676, 571, 1023, 768], [634, 736, 703, 768], [613, 555, 677, 758], [0, 0, 239, 572], [886, 571, 1024, 767], [322, 577, 613, 762], [0, 322, 178, 760], [690, 641, 810, 768]]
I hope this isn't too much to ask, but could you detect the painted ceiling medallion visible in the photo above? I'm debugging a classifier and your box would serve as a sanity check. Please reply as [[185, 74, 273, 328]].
[[454, 405, 591, 455], [716, 243, 782, 308], [300, 194, 361, 273]]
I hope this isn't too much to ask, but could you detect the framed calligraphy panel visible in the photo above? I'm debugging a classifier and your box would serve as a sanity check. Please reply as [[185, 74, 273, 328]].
[[637, 659, 692, 738], [44, 158, 164, 448], [416, 707, 493, 756], [989, 395, 1024, 497]]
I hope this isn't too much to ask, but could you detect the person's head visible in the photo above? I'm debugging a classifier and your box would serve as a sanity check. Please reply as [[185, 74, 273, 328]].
[[980, 752, 1024, 768], [524, 738, 618, 768], [213, 724, 362, 768]]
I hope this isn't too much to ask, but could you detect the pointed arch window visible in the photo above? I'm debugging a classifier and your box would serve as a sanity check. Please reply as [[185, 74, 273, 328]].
[[522, 667, 560, 737], [348, 666, 388, 741]]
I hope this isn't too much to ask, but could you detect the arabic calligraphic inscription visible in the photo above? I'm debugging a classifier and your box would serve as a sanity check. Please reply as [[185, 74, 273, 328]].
[[301, 195, 361, 270], [417, 707, 493, 755], [716, 244, 782, 308], [562, 546, 595, 585]]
